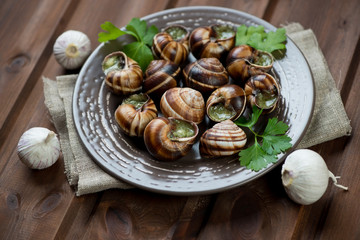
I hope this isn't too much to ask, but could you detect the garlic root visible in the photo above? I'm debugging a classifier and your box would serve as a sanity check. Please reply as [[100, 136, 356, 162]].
[[328, 171, 348, 190]]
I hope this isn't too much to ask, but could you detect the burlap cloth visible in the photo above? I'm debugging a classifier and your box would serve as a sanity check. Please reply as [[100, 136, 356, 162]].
[[43, 23, 351, 196]]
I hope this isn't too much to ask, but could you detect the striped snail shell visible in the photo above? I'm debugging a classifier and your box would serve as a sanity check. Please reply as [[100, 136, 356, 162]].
[[226, 45, 274, 84], [143, 60, 181, 99], [160, 87, 205, 124], [206, 84, 246, 122], [199, 120, 247, 157], [244, 73, 280, 114], [102, 51, 143, 95], [144, 117, 199, 161], [152, 25, 190, 65], [182, 57, 229, 94], [115, 93, 158, 137], [189, 24, 235, 61]]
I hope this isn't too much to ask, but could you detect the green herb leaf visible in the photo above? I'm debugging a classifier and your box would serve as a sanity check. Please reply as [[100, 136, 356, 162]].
[[239, 141, 278, 171], [123, 41, 153, 72], [125, 18, 147, 42], [235, 106, 292, 171], [98, 18, 159, 71], [235, 25, 266, 46], [263, 117, 289, 136], [262, 134, 292, 155], [98, 21, 128, 42], [235, 24, 287, 53], [234, 106, 263, 128], [143, 25, 159, 46], [248, 28, 287, 53]]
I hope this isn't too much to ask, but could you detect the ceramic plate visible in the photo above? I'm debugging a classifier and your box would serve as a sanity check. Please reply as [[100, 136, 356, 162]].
[[73, 6, 314, 195]]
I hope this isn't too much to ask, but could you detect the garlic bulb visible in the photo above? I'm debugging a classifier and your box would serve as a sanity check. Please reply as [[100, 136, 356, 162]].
[[17, 127, 61, 169], [281, 149, 348, 205], [53, 30, 91, 69]]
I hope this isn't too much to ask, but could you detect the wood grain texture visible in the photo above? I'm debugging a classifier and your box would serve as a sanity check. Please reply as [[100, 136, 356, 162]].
[[0, 0, 359, 239], [267, 0, 360, 91], [0, 0, 72, 133], [79, 189, 189, 240]]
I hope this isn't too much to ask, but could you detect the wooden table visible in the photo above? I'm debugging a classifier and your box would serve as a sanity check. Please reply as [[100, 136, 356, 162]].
[[1, 0, 359, 239]]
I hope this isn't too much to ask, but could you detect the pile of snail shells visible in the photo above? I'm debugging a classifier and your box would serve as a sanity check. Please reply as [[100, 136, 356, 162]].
[[101, 23, 281, 162]]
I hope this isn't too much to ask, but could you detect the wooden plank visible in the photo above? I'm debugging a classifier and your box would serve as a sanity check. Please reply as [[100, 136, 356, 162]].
[[318, 62, 360, 239], [267, 0, 360, 91], [264, 0, 360, 239], [290, 59, 360, 239], [78, 189, 188, 239], [0, 0, 72, 134], [198, 174, 300, 239], [0, 75, 76, 239]]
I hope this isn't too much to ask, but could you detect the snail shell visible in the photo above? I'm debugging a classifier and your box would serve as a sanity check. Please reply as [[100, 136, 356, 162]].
[[160, 87, 205, 124], [244, 73, 280, 113], [144, 117, 199, 161], [226, 45, 274, 84], [206, 84, 246, 122], [183, 58, 229, 94], [102, 51, 143, 95], [152, 25, 190, 65], [189, 24, 236, 61], [200, 120, 247, 157], [143, 60, 181, 99], [115, 93, 158, 137]]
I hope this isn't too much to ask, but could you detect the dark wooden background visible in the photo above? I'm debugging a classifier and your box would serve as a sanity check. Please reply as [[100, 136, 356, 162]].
[[0, 0, 359, 239]]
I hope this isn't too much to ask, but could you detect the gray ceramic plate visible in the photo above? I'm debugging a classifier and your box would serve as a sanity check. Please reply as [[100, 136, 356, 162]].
[[73, 6, 314, 195]]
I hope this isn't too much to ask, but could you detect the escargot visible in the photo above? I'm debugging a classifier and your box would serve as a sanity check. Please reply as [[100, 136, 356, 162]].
[[199, 120, 247, 157], [206, 84, 246, 122], [143, 60, 181, 99], [244, 73, 280, 113], [189, 24, 236, 61], [183, 57, 229, 94], [144, 117, 199, 161], [102, 51, 143, 95], [226, 45, 274, 84], [115, 93, 158, 137], [160, 87, 205, 124], [152, 25, 190, 65]]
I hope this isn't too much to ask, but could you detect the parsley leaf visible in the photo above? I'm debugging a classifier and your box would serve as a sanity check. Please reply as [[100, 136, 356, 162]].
[[235, 105, 263, 128], [125, 18, 147, 42], [235, 24, 287, 53], [263, 117, 289, 136], [98, 18, 159, 71], [123, 41, 153, 73], [98, 21, 128, 42], [262, 134, 292, 155], [235, 25, 266, 46], [234, 107, 292, 171], [239, 141, 278, 171], [143, 25, 159, 46]]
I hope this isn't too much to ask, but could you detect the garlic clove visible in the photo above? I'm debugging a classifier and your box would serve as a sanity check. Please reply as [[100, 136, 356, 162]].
[[17, 127, 61, 170], [281, 149, 348, 205], [53, 30, 91, 70]]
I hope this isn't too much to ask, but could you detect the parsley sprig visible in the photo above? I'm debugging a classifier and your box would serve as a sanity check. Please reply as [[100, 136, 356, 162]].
[[234, 106, 292, 171], [235, 24, 287, 53], [98, 18, 159, 71]]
